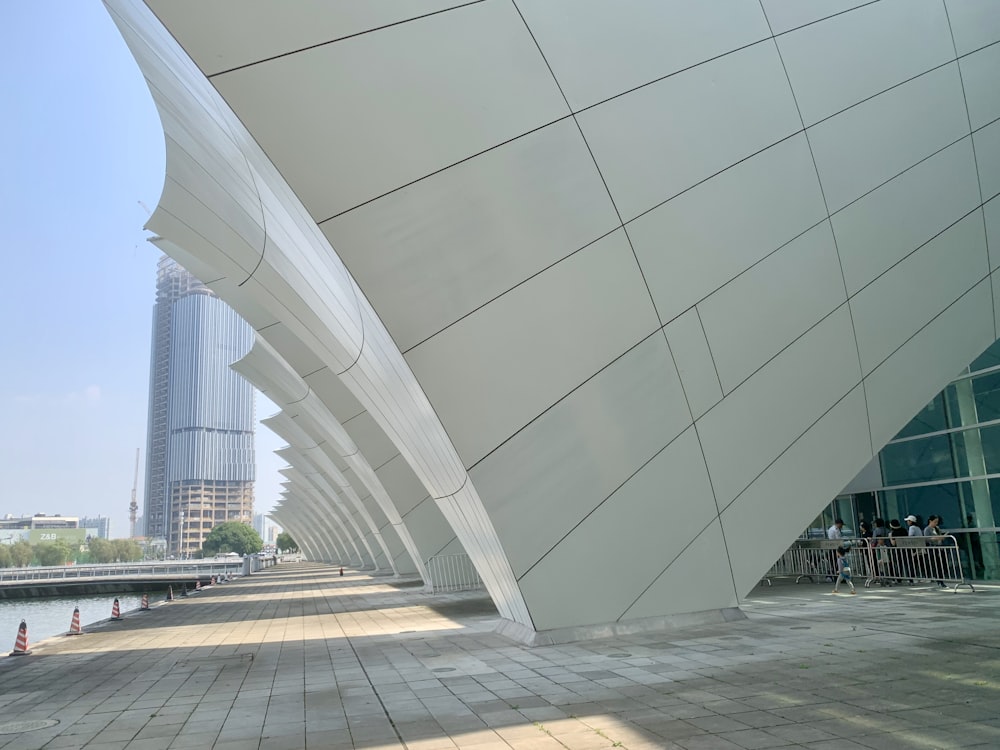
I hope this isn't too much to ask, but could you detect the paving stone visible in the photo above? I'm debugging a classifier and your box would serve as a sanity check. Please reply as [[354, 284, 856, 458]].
[[0, 568, 997, 749]]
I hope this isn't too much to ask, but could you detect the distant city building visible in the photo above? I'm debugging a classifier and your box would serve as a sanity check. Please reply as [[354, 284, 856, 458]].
[[253, 513, 280, 545], [80, 516, 112, 540], [0, 515, 85, 546], [143, 256, 256, 558], [0, 514, 79, 530]]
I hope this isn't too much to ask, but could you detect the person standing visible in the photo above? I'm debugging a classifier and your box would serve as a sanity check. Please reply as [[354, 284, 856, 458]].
[[827, 519, 845, 540], [924, 515, 946, 587], [905, 514, 923, 582], [872, 518, 891, 583], [889, 519, 909, 583]]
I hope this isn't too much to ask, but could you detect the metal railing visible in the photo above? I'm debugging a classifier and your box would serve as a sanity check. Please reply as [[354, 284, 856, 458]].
[[763, 536, 973, 591], [424, 553, 483, 593], [0, 560, 245, 584]]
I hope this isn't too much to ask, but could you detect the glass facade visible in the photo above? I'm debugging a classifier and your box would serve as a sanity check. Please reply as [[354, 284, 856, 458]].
[[810, 339, 1000, 580]]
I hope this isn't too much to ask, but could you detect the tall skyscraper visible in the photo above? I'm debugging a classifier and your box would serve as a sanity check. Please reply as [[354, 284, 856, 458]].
[[143, 256, 255, 557]]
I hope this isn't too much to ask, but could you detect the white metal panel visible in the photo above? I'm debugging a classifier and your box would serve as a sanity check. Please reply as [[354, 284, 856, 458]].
[[211, 1, 568, 220], [627, 134, 827, 324], [960, 42, 1000, 130], [375, 454, 432, 517], [405, 229, 660, 467], [698, 222, 846, 393], [987, 196, 1000, 271], [865, 279, 996, 449], [342, 411, 401, 471], [994, 274, 1000, 334], [759, 0, 871, 35], [517, 427, 717, 630], [577, 41, 801, 222], [698, 305, 861, 505], [945, 0, 1000, 55], [776, 0, 953, 126], [831, 137, 981, 295], [622, 520, 737, 619], [851, 214, 989, 375], [722, 386, 871, 593], [975, 119, 1000, 200], [302, 368, 365, 424], [258, 323, 328, 378], [470, 334, 691, 579], [808, 63, 970, 212], [322, 118, 618, 351], [662, 311, 722, 419], [516, 0, 769, 111], [399, 499, 458, 563], [147, 0, 471, 76]]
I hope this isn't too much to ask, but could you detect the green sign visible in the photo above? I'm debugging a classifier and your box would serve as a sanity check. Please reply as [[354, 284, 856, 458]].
[[28, 529, 87, 545]]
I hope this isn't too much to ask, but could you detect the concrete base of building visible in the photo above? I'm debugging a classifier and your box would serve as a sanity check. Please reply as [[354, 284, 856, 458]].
[[495, 606, 747, 646]]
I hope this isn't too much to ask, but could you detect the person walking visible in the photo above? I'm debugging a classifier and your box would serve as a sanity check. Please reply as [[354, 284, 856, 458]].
[[826, 519, 845, 581], [832, 547, 856, 594]]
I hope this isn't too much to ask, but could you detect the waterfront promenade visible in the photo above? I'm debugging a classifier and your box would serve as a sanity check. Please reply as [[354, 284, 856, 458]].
[[0, 564, 998, 749]]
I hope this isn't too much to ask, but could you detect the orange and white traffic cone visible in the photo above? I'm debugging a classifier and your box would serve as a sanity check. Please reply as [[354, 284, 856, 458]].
[[140, 593, 150, 611], [166, 585, 174, 601], [110, 598, 123, 621], [10, 620, 30, 656], [68, 607, 83, 635]]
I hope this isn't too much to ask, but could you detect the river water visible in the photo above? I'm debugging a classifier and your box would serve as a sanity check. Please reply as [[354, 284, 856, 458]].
[[0, 593, 145, 649]]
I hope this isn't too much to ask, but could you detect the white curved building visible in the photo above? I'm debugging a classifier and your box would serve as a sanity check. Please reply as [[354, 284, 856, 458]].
[[106, 0, 1000, 642]]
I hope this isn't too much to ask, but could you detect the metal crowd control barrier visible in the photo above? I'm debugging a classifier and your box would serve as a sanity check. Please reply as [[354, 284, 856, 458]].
[[424, 553, 483, 593], [862, 535, 973, 591], [762, 539, 868, 584], [762, 536, 973, 591]]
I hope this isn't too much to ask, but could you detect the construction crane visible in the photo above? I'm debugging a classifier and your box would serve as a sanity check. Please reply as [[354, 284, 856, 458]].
[[129, 449, 140, 538]]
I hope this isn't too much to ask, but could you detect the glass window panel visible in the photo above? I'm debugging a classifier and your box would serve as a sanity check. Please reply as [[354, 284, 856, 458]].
[[951, 429, 971, 478], [892, 394, 947, 439], [877, 482, 962, 529], [881, 434, 956, 485], [972, 371, 1000, 424], [969, 338, 1000, 374], [944, 383, 961, 428], [977, 423, 1000, 475]]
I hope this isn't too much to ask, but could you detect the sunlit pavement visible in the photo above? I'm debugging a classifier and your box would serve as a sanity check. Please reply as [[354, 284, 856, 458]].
[[0, 564, 997, 749]]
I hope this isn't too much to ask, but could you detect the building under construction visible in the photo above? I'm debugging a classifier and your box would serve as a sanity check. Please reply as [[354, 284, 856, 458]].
[[143, 256, 255, 557]]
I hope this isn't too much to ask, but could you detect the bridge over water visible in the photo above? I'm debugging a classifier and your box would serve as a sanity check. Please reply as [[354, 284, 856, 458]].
[[0, 558, 277, 598]]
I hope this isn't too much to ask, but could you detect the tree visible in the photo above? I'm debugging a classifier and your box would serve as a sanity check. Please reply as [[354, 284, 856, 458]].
[[9, 540, 32, 567], [112, 539, 143, 562], [276, 532, 297, 553], [0, 545, 12, 568], [89, 537, 115, 564], [35, 540, 75, 566], [201, 522, 262, 556]]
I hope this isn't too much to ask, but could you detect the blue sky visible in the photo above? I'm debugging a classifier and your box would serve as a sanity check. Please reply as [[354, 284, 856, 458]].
[[0, 2, 284, 536]]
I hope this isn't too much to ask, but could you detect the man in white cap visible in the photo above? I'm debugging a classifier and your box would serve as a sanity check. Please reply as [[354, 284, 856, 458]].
[[905, 515, 921, 536]]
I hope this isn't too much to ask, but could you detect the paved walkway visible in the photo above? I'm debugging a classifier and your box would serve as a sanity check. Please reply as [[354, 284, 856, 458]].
[[0, 564, 998, 749]]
